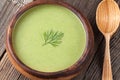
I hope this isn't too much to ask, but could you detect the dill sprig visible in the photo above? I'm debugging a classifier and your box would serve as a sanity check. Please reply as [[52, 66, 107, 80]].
[[43, 30, 64, 47]]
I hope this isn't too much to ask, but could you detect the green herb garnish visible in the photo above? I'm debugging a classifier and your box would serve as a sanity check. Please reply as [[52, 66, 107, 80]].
[[43, 30, 64, 47]]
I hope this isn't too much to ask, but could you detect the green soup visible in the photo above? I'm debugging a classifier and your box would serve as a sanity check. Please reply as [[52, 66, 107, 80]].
[[12, 4, 86, 72]]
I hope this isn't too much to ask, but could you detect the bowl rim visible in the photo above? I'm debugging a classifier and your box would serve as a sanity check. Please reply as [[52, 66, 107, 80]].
[[6, 0, 94, 79]]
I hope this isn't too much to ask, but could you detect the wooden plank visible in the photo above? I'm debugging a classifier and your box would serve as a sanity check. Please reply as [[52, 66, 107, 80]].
[[0, 0, 22, 58], [0, 0, 7, 12], [0, 53, 21, 80], [17, 74, 30, 80], [0, 0, 10, 58]]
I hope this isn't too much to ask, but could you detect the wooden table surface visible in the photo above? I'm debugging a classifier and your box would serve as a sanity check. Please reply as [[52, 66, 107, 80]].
[[0, 0, 120, 80]]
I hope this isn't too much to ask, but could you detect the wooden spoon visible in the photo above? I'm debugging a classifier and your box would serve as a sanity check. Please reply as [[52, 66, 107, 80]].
[[96, 0, 120, 80]]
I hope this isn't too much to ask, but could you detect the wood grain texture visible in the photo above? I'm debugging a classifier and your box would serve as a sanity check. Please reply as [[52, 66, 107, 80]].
[[96, 0, 120, 80], [0, 0, 24, 58], [0, 0, 120, 80]]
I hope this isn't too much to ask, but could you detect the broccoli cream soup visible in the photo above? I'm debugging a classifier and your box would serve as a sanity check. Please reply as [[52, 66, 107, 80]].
[[12, 4, 86, 72]]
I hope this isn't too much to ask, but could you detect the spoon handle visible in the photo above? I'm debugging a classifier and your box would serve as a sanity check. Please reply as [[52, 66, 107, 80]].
[[102, 34, 112, 80]]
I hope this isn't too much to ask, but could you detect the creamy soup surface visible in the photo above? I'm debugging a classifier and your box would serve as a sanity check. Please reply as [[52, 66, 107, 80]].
[[12, 4, 86, 72]]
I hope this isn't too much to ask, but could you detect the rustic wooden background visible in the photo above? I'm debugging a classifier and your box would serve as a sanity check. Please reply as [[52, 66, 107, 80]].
[[0, 0, 120, 80]]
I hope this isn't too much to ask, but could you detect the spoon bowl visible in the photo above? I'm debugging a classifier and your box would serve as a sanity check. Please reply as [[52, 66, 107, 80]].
[[96, 0, 120, 36]]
